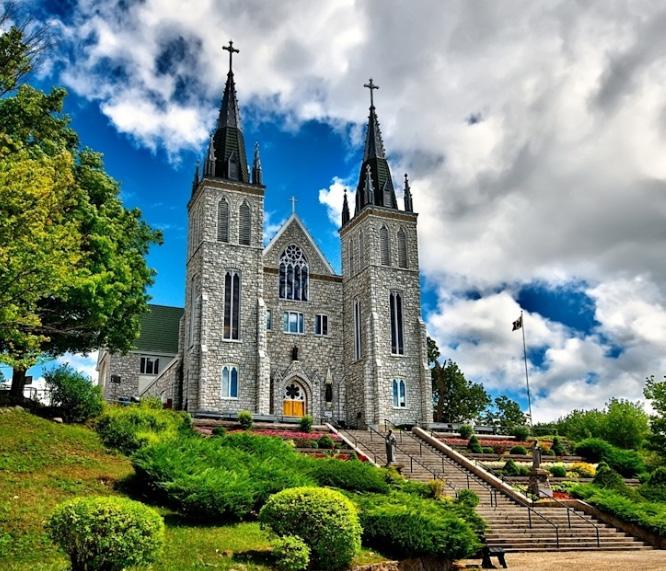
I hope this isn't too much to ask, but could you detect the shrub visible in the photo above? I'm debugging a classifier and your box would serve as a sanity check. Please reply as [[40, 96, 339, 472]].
[[428, 479, 445, 499], [317, 434, 335, 449], [593, 462, 627, 492], [541, 444, 555, 456], [551, 436, 565, 456], [273, 536, 310, 571], [238, 410, 253, 429], [140, 396, 164, 409], [481, 446, 494, 454], [44, 364, 103, 423], [295, 438, 318, 449], [548, 464, 567, 478], [510, 445, 527, 455], [569, 462, 596, 478], [467, 435, 482, 453], [356, 491, 481, 560], [96, 403, 191, 455], [211, 425, 226, 437], [511, 425, 530, 441], [503, 459, 521, 476], [456, 488, 479, 508], [459, 424, 473, 439], [640, 467, 666, 502], [260, 487, 361, 571], [299, 415, 313, 433], [46, 496, 164, 571], [575, 438, 646, 477], [133, 433, 313, 520], [305, 457, 389, 493]]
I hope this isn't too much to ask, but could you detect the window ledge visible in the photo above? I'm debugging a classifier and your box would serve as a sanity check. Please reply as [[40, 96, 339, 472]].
[[222, 338, 243, 343], [283, 331, 306, 336], [221, 396, 239, 400]]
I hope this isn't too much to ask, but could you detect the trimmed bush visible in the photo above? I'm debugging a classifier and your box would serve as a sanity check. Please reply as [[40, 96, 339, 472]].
[[260, 487, 361, 571], [575, 438, 646, 477], [502, 459, 529, 476], [459, 424, 473, 439], [96, 403, 192, 455], [593, 462, 627, 492], [211, 425, 226, 437], [456, 488, 479, 509], [356, 491, 481, 560], [47, 496, 164, 571], [510, 445, 527, 455], [295, 438, 318, 449], [641, 467, 666, 502], [305, 457, 389, 493], [548, 464, 567, 478], [44, 364, 103, 423], [551, 436, 566, 456], [299, 415, 313, 433], [273, 536, 310, 571], [428, 479, 445, 499], [467, 435, 482, 453], [511, 425, 530, 441], [569, 461, 596, 478], [238, 410, 253, 429], [317, 434, 335, 449], [481, 446, 494, 454]]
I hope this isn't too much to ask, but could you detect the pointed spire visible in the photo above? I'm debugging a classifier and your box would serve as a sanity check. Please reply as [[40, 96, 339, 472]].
[[403, 173, 413, 212], [342, 189, 350, 226], [251, 142, 263, 186], [204, 135, 216, 177], [210, 40, 249, 183], [355, 78, 396, 212]]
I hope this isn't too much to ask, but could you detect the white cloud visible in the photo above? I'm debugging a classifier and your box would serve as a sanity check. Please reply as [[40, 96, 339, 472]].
[[41, 1, 666, 419], [318, 177, 354, 228], [56, 352, 100, 383]]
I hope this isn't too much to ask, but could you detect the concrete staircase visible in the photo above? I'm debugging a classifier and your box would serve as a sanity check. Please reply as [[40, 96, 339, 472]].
[[339, 427, 650, 552]]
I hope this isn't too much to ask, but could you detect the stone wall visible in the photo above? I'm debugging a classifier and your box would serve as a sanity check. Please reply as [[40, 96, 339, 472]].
[[100, 352, 177, 402], [141, 357, 182, 405]]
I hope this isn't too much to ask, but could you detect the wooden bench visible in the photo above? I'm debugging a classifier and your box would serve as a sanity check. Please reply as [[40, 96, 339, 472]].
[[481, 546, 507, 569]]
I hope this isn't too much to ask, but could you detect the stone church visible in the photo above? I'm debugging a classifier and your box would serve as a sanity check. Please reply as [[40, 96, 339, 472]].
[[98, 44, 433, 427]]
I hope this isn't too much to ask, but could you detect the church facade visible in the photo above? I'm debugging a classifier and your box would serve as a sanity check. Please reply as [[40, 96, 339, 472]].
[[99, 46, 432, 427]]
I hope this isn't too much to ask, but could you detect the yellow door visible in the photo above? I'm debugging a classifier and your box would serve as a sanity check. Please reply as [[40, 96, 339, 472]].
[[282, 400, 304, 417]]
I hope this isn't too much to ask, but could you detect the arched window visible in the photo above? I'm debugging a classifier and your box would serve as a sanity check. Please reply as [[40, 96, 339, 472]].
[[217, 198, 229, 242], [392, 379, 406, 408], [239, 201, 251, 245], [221, 365, 238, 398], [279, 245, 309, 301], [224, 270, 241, 340], [397, 227, 407, 268], [390, 291, 404, 355], [380, 225, 390, 266]]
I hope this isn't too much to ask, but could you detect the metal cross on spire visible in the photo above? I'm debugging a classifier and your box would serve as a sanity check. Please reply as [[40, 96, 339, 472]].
[[290, 196, 298, 214], [363, 78, 379, 108], [223, 40, 240, 72]]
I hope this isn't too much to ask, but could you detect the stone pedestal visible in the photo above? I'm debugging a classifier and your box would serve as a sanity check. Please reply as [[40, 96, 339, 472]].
[[527, 467, 550, 498]]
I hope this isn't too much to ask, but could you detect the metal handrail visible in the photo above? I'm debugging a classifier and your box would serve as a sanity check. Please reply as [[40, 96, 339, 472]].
[[536, 490, 601, 547], [337, 428, 379, 465], [366, 424, 460, 500]]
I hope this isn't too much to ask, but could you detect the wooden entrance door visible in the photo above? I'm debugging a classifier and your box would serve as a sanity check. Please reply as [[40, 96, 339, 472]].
[[282, 400, 305, 417], [282, 381, 306, 417]]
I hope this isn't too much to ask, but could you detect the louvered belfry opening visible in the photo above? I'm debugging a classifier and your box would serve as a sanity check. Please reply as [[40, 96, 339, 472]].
[[217, 199, 229, 242], [239, 201, 251, 245]]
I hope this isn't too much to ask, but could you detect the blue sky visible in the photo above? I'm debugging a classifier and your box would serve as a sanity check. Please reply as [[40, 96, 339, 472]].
[[4, 0, 666, 421]]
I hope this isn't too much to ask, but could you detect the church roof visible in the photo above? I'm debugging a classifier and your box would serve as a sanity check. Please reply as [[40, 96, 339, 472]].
[[132, 304, 183, 355], [263, 213, 337, 275]]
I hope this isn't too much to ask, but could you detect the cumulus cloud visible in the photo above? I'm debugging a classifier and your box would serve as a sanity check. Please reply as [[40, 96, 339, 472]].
[[318, 177, 354, 228], [41, 0, 666, 419]]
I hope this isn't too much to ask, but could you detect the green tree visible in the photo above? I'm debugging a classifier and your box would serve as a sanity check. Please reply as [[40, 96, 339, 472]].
[[0, 21, 161, 397], [483, 396, 526, 433], [432, 359, 491, 423], [644, 375, 666, 458], [427, 336, 440, 366], [603, 398, 649, 449]]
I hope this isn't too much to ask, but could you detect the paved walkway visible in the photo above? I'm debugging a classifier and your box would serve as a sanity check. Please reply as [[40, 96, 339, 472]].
[[460, 549, 665, 570]]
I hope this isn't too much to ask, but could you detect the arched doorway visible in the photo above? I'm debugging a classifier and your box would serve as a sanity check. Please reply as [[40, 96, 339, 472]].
[[282, 379, 306, 417]]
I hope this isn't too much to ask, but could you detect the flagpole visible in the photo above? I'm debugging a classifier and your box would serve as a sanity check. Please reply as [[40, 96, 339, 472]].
[[520, 310, 534, 426]]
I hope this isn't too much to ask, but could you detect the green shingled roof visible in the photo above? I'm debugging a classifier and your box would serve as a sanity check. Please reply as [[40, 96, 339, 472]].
[[132, 304, 183, 354]]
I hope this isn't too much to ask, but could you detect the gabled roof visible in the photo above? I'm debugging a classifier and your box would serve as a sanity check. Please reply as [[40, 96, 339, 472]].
[[263, 213, 337, 275], [132, 304, 184, 354]]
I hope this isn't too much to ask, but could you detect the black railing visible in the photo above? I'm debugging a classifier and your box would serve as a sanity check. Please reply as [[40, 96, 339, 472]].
[[337, 428, 379, 465], [536, 490, 601, 547]]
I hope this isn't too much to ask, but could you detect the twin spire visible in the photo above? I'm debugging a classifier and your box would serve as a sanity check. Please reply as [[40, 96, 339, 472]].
[[193, 43, 414, 220]]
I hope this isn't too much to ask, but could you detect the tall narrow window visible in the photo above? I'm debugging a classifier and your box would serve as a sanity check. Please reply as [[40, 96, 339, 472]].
[[278, 245, 309, 301], [315, 314, 328, 336], [359, 229, 365, 268], [217, 199, 229, 242], [224, 270, 241, 340], [266, 309, 272, 331], [380, 225, 390, 266], [392, 379, 406, 408], [239, 201, 251, 245], [221, 365, 239, 398], [390, 291, 404, 355], [189, 278, 199, 347], [397, 227, 407, 268], [349, 237, 355, 275], [353, 299, 362, 360]]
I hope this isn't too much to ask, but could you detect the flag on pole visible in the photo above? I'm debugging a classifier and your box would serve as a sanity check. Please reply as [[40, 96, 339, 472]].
[[512, 315, 523, 331]]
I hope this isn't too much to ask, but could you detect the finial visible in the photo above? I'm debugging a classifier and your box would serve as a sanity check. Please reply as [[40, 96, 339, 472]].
[[290, 196, 297, 214], [363, 78, 379, 108], [252, 142, 263, 186], [223, 40, 240, 72], [403, 172, 413, 212]]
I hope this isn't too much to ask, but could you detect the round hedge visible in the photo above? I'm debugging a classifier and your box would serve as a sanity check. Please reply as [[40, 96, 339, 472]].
[[273, 535, 310, 571], [259, 487, 361, 571], [47, 496, 164, 571]]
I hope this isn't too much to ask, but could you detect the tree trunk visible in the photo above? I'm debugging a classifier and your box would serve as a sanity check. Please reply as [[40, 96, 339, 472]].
[[9, 367, 27, 402]]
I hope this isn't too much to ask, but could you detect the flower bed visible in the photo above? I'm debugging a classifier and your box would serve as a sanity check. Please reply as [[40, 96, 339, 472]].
[[440, 437, 532, 448], [230, 429, 341, 441]]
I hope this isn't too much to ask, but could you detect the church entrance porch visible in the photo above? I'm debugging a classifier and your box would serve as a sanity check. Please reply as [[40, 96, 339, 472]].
[[282, 380, 306, 417]]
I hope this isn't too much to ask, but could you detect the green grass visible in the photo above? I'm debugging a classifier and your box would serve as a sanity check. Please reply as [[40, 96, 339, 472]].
[[0, 409, 385, 570]]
